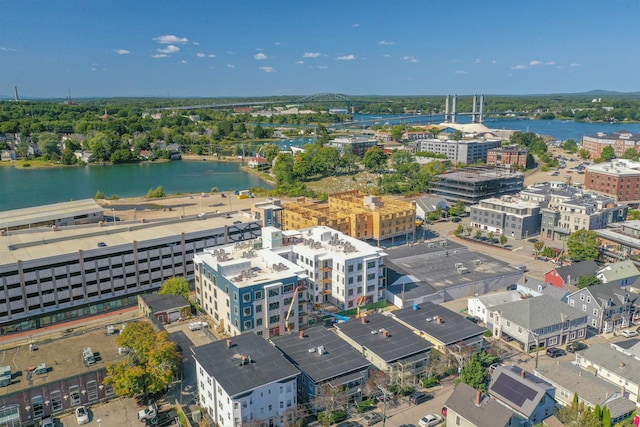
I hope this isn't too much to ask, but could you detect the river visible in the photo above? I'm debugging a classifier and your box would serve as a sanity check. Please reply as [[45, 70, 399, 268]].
[[2, 119, 640, 211]]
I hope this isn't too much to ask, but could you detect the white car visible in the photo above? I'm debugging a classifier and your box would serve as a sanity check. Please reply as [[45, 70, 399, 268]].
[[419, 413, 443, 427], [189, 321, 207, 331], [75, 406, 89, 425], [621, 329, 638, 338]]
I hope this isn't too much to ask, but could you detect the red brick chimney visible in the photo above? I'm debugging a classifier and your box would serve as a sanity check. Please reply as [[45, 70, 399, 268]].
[[361, 316, 367, 324], [475, 389, 482, 405], [299, 330, 305, 339], [226, 338, 232, 348]]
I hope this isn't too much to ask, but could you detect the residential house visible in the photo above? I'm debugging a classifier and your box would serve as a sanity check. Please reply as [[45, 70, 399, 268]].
[[489, 366, 555, 427], [415, 196, 450, 221], [192, 333, 300, 427], [137, 294, 192, 325], [489, 295, 588, 351], [575, 343, 640, 403], [518, 277, 576, 302], [74, 150, 95, 163], [248, 156, 269, 169], [1, 150, 16, 161], [467, 290, 526, 325], [596, 260, 640, 286], [272, 326, 371, 404], [566, 282, 637, 333], [535, 361, 636, 425], [334, 312, 432, 387], [544, 261, 600, 288], [138, 150, 156, 160], [444, 382, 517, 427], [387, 302, 486, 359]]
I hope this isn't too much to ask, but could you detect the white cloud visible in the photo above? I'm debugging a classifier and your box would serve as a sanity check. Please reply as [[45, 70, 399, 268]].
[[192, 41, 200, 46], [151, 54, 168, 58], [274, 41, 281, 46], [336, 54, 356, 60], [455, 70, 467, 74], [545, 61, 556, 65], [0, 47, 18, 51], [511, 64, 527, 70], [529, 60, 542, 66], [180, 60, 188, 64], [402, 56, 419, 63], [382, 54, 391, 58], [197, 53, 205, 58], [259, 66, 276, 73], [317, 65, 328, 69], [226, 64, 235, 68], [473, 58, 481, 64], [492, 60, 497, 64], [303, 52, 321, 58], [153, 35, 189, 44], [352, 23, 360, 27], [208, 54, 216, 58], [295, 60, 305, 64], [379, 40, 395, 45], [114, 49, 130, 55], [158, 45, 180, 54], [254, 53, 268, 60], [570, 63, 581, 67]]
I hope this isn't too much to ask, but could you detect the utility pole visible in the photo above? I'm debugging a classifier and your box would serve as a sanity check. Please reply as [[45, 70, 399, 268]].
[[378, 385, 391, 427]]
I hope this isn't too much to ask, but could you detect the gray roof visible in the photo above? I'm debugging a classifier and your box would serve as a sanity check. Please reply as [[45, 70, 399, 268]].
[[191, 333, 299, 397], [554, 261, 600, 285], [534, 361, 631, 416], [385, 241, 523, 303], [475, 290, 523, 308], [444, 382, 514, 427], [139, 293, 190, 312], [489, 366, 553, 418], [605, 397, 637, 420], [490, 295, 586, 331], [597, 260, 640, 283], [272, 326, 371, 384], [415, 196, 449, 214], [335, 313, 432, 363], [389, 302, 486, 346], [579, 343, 640, 385], [519, 277, 575, 302], [575, 282, 637, 309]]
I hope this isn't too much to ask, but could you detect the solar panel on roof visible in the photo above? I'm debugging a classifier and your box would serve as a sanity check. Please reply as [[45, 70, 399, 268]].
[[491, 374, 538, 407]]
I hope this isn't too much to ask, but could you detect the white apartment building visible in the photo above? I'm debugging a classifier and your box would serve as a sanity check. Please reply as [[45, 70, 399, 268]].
[[194, 233, 307, 338], [267, 226, 388, 311], [412, 138, 502, 164], [192, 333, 299, 427]]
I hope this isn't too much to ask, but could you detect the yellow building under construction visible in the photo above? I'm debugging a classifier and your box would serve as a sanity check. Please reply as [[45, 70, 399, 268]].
[[283, 190, 416, 245]]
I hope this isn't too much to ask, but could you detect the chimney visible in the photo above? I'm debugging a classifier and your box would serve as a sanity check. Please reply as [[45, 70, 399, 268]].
[[361, 316, 367, 324], [299, 330, 305, 339], [226, 338, 232, 349], [382, 329, 389, 338], [435, 316, 442, 324], [521, 369, 526, 379], [620, 361, 625, 368], [475, 389, 482, 405]]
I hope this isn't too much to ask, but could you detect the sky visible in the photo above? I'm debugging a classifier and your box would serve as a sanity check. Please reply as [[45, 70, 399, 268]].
[[1, 0, 639, 98]]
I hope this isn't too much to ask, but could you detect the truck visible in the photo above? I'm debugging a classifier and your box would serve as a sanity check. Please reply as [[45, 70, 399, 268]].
[[138, 404, 157, 422], [145, 409, 178, 427]]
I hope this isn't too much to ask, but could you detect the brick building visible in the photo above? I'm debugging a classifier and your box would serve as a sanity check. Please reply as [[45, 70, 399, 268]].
[[486, 145, 529, 169], [582, 130, 640, 160], [584, 160, 640, 203]]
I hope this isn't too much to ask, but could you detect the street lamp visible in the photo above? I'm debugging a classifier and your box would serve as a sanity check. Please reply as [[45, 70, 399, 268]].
[[529, 330, 540, 368]]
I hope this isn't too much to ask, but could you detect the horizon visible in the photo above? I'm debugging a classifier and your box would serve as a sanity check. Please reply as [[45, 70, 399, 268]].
[[1, 1, 639, 98]]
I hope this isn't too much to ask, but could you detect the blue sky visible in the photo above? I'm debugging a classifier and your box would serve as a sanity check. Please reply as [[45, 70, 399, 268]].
[[1, 0, 638, 98]]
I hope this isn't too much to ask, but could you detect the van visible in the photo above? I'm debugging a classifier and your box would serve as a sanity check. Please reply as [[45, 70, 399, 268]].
[[189, 321, 207, 331]]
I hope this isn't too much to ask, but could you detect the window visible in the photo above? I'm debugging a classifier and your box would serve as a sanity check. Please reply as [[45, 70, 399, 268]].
[[593, 308, 598, 316], [243, 306, 252, 316], [582, 304, 587, 312], [31, 396, 44, 418], [243, 293, 251, 303], [50, 390, 63, 413], [87, 380, 99, 402]]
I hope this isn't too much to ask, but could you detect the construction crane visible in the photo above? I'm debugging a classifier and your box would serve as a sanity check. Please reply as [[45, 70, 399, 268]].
[[356, 295, 367, 318], [285, 284, 305, 333]]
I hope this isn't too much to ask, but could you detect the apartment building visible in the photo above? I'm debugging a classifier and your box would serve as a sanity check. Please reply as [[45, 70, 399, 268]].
[[582, 130, 640, 160], [430, 167, 524, 204], [411, 138, 502, 164], [584, 160, 640, 203], [268, 226, 387, 311], [597, 220, 640, 260], [327, 136, 378, 156], [469, 196, 541, 239], [282, 191, 416, 246], [0, 213, 261, 334], [193, 237, 307, 338], [486, 145, 530, 169], [192, 333, 299, 427]]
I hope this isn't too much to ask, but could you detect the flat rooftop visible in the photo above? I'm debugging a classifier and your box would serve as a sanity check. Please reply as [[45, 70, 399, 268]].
[[0, 199, 103, 229], [385, 240, 523, 301], [0, 324, 126, 394], [0, 212, 257, 266]]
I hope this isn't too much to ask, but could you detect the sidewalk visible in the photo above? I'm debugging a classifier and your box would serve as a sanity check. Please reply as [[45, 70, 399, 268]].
[[0, 306, 141, 349]]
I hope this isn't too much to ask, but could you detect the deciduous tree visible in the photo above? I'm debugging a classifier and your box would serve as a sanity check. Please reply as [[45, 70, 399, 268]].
[[567, 229, 600, 261], [159, 277, 191, 301], [362, 146, 387, 172]]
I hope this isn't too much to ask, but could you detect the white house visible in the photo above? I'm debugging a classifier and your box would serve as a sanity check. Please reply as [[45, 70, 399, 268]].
[[192, 333, 300, 427]]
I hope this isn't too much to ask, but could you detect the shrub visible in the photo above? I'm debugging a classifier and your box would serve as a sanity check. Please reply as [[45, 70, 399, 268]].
[[483, 330, 493, 337], [317, 410, 347, 426], [145, 185, 165, 198], [357, 399, 375, 413], [422, 376, 439, 388], [95, 190, 106, 199]]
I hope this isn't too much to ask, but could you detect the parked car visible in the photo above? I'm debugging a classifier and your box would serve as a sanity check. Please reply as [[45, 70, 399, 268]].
[[410, 392, 434, 405], [527, 238, 539, 243], [452, 217, 462, 223], [40, 416, 54, 427], [144, 410, 179, 427], [418, 414, 443, 427], [75, 406, 89, 425], [336, 422, 363, 427], [506, 284, 518, 291], [189, 321, 208, 331], [546, 347, 565, 358], [621, 329, 639, 338], [566, 342, 587, 353], [465, 316, 480, 324], [363, 412, 383, 426], [138, 403, 157, 421]]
